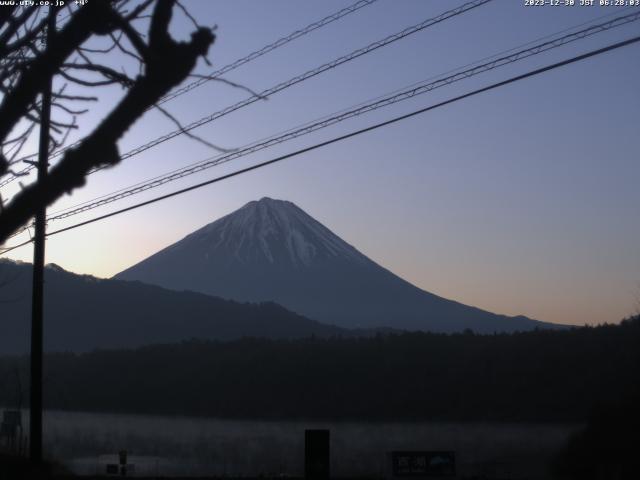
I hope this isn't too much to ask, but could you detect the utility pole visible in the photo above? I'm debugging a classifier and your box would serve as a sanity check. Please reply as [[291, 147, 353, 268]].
[[30, 7, 55, 465]]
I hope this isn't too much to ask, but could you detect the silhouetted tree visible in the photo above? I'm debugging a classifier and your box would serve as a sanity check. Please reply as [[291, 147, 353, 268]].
[[552, 392, 640, 480], [0, 0, 215, 243]]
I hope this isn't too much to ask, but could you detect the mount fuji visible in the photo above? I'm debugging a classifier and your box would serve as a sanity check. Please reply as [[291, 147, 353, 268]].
[[115, 197, 554, 333]]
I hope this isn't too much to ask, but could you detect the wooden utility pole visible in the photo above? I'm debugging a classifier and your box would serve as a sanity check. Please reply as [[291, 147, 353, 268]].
[[30, 7, 55, 465]]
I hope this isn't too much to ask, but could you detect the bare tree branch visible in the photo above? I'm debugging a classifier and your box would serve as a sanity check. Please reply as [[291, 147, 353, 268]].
[[0, 0, 216, 243], [153, 103, 234, 153], [189, 74, 267, 100]]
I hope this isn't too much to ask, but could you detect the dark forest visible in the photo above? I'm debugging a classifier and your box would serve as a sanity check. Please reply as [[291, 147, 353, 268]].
[[2, 316, 638, 422]]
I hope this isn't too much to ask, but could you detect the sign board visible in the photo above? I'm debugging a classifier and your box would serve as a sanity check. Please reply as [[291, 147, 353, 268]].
[[106, 462, 135, 476], [2, 410, 21, 426], [1, 410, 22, 437], [391, 451, 455, 477]]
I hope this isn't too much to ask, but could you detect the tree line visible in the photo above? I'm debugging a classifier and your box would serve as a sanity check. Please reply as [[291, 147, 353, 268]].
[[1, 316, 638, 422]]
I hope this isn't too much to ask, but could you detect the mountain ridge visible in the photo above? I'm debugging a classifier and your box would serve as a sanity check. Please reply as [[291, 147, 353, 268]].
[[0, 258, 348, 354], [115, 197, 557, 333]]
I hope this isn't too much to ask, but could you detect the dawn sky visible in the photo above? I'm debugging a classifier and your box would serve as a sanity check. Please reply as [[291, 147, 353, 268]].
[[2, 0, 639, 326]]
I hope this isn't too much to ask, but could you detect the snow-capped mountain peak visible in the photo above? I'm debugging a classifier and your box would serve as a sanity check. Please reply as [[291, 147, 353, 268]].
[[180, 197, 367, 267]]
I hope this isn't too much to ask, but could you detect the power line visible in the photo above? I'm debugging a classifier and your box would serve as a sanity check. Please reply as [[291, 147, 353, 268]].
[[99, 0, 492, 166], [0, 238, 32, 255], [44, 6, 637, 220], [0, 0, 380, 187], [156, 0, 380, 106], [33, 10, 640, 226], [0, 0, 493, 188], [7, 7, 636, 241], [3, 33, 637, 254]]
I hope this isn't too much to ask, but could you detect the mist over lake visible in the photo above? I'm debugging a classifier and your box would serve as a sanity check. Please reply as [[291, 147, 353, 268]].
[[24, 409, 578, 478]]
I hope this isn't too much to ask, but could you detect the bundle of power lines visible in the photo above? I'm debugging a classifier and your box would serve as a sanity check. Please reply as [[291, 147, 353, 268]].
[[1, 0, 639, 253]]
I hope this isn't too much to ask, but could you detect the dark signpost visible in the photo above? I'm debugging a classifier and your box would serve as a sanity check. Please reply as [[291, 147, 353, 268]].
[[119, 450, 128, 476], [104, 449, 135, 476], [391, 451, 456, 477], [1, 410, 23, 452], [305, 429, 330, 480]]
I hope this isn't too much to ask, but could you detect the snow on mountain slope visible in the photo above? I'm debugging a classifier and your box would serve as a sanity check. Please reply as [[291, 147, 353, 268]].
[[174, 197, 368, 267]]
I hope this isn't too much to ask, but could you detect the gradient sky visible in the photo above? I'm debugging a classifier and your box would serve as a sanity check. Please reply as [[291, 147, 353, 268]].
[[2, 0, 639, 326]]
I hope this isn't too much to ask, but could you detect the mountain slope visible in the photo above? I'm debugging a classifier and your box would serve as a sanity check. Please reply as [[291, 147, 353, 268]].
[[0, 259, 346, 354], [115, 197, 554, 333]]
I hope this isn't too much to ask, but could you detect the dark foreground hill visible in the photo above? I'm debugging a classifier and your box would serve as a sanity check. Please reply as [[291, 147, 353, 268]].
[[116, 197, 558, 333], [0, 259, 346, 354], [1, 316, 637, 422]]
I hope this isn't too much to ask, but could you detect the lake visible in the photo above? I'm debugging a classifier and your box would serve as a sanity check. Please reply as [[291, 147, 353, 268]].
[[4, 409, 581, 478]]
